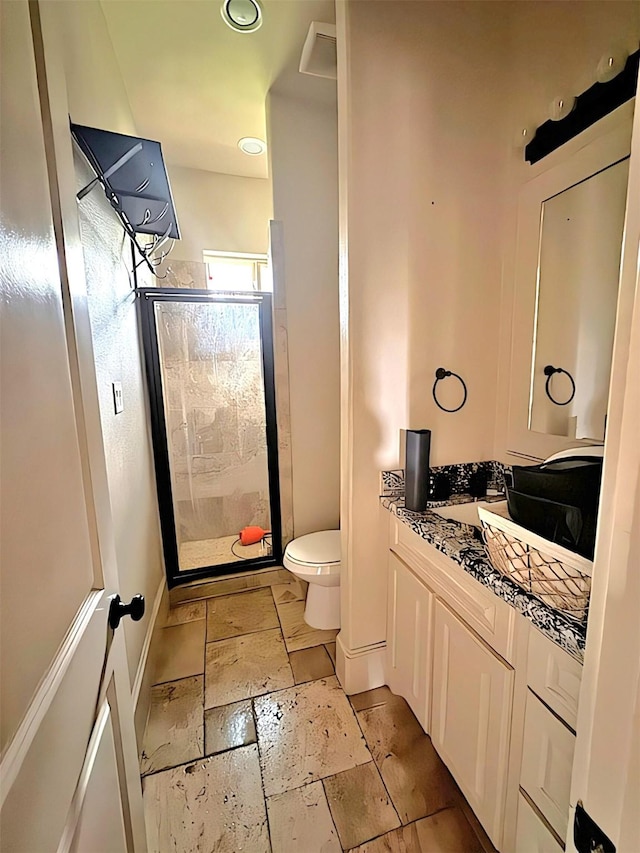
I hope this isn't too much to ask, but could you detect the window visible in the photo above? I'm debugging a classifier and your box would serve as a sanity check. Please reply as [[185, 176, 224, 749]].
[[203, 250, 272, 293]]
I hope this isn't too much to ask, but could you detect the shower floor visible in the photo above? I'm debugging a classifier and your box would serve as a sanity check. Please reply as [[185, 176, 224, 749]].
[[179, 534, 268, 572]]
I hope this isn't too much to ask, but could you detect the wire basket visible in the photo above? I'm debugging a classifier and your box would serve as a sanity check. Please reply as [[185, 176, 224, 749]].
[[478, 503, 592, 622]]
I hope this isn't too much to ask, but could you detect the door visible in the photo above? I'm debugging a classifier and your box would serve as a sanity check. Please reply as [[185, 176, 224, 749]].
[[386, 553, 434, 732], [566, 73, 640, 852], [0, 2, 145, 850], [139, 289, 282, 586], [431, 599, 513, 848]]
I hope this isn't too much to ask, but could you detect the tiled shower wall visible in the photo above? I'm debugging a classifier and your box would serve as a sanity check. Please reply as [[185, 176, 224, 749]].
[[158, 297, 270, 546], [157, 258, 294, 549]]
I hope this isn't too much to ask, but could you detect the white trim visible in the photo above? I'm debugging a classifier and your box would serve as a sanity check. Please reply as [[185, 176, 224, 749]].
[[131, 576, 166, 708], [56, 701, 111, 853], [335, 635, 386, 695], [203, 250, 268, 261], [0, 589, 104, 804]]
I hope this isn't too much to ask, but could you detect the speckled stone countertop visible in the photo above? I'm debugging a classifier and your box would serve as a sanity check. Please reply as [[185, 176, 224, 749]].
[[380, 491, 587, 663]]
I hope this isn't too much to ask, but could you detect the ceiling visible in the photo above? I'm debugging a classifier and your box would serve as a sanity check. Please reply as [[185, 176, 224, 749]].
[[101, 0, 336, 179]]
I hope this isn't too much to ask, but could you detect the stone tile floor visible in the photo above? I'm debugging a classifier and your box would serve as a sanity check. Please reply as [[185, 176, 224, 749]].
[[141, 573, 496, 853]]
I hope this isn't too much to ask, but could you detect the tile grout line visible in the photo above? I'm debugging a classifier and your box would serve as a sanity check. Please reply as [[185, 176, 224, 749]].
[[148, 586, 395, 851], [322, 761, 405, 852], [348, 699, 404, 829], [346, 695, 488, 844], [250, 696, 274, 853], [205, 622, 283, 645], [320, 776, 348, 853], [341, 805, 484, 852], [140, 741, 260, 780]]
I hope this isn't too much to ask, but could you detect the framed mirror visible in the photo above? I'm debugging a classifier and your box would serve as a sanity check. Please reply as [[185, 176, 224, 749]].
[[530, 158, 629, 442], [507, 102, 633, 460]]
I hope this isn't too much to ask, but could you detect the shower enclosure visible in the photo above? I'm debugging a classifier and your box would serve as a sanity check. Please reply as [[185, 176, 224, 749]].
[[139, 288, 281, 587]]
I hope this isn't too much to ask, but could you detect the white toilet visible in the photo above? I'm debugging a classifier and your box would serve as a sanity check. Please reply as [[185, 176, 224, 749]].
[[283, 530, 341, 630]]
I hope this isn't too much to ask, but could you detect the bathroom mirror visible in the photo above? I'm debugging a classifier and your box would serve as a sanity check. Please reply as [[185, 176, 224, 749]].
[[507, 103, 633, 460], [529, 158, 629, 442]]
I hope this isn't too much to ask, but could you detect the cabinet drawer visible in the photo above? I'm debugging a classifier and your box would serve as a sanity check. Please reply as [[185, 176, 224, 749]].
[[527, 626, 582, 730], [390, 517, 515, 661], [515, 793, 564, 853], [520, 691, 575, 840]]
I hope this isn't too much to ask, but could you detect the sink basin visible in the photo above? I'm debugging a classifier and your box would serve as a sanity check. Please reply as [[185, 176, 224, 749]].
[[430, 500, 506, 528]]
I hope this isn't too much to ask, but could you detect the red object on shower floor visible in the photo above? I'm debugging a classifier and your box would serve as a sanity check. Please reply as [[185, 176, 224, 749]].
[[239, 526, 270, 546]]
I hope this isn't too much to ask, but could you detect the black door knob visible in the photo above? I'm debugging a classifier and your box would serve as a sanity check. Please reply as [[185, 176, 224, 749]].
[[109, 594, 145, 630]]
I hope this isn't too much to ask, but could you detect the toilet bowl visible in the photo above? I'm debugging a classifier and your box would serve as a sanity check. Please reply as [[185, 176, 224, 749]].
[[283, 530, 341, 630]]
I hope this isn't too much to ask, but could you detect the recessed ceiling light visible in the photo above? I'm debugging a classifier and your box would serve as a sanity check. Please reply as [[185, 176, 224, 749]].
[[221, 0, 262, 33], [238, 137, 266, 156]]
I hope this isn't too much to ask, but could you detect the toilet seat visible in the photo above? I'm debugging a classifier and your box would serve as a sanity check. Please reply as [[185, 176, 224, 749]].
[[285, 530, 340, 563], [283, 530, 341, 629]]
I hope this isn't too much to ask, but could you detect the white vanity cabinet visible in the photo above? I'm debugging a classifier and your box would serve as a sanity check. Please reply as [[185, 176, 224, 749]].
[[385, 513, 583, 852], [431, 599, 514, 843]]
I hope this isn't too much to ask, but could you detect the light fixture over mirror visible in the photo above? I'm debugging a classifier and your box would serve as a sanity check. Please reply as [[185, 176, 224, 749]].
[[221, 0, 263, 33]]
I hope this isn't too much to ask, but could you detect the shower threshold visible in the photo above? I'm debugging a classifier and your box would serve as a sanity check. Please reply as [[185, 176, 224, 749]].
[[178, 535, 270, 572]]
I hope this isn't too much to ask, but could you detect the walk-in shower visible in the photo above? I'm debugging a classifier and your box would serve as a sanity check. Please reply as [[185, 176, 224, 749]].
[[139, 288, 282, 587]]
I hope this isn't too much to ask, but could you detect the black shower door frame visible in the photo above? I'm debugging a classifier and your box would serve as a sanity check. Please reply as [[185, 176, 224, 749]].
[[138, 287, 283, 588]]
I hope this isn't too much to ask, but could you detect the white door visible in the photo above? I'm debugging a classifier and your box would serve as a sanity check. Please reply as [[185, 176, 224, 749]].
[[566, 78, 640, 852], [431, 599, 513, 849], [0, 2, 146, 850]]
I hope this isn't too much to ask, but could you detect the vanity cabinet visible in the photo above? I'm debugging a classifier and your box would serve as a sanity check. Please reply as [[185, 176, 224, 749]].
[[386, 552, 434, 731], [431, 599, 514, 843], [385, 513, 583, 851]]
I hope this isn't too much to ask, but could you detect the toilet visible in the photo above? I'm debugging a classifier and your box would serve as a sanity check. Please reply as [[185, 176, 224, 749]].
[[283, 530, 341, 630]]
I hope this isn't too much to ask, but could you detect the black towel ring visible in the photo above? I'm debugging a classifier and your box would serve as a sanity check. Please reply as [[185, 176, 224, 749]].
[[432, 367, 468, 413], [544, 365, 576, 406]]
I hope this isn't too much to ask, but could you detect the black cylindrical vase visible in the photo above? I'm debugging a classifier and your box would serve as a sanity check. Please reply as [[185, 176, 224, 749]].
[[405, 429, 431, 512]]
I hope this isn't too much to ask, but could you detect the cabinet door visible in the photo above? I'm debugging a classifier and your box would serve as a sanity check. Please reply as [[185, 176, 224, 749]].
[[386, 553, 434, 732], [431, 599, 514, 847], [515, 794, 564, 853]]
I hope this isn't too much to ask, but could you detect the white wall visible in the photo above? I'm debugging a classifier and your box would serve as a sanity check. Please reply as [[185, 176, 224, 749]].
[[268, 92, 341, 537], [167, 165, 272, 261], [338, 0, 511, 658], [45, 0, 165, 688]]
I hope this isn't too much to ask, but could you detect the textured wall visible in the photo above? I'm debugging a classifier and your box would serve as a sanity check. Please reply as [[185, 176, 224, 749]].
[[75, 152, 165, 685], [268, 92, 341, 538], [49, 0, 165, 687], [338, 1, 510, 653]]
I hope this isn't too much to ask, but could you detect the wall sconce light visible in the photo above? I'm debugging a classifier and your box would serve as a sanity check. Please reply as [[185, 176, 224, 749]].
[[596, 50, 629, 83], [549, 96, 576, 122], [513, 125, 536, 151]]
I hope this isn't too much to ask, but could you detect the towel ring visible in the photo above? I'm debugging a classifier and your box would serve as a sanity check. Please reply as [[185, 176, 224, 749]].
[[432, 367, 468, 413], [544, 365, 576, 406]]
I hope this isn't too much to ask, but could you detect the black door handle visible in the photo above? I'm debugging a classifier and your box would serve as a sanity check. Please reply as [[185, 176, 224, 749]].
[[109, 594, 145, 630]]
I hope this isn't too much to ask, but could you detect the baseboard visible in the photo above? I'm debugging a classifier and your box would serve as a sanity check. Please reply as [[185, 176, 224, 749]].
[[133, 577, 169, 745], [335, 634, 387, 695]]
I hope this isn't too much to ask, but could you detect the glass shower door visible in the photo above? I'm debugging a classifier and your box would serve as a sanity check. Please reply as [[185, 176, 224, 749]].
[[139, 289, 281, 585]]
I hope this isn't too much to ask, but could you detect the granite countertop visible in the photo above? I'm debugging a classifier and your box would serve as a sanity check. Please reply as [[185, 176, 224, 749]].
[[381, 492, 587, 663]]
